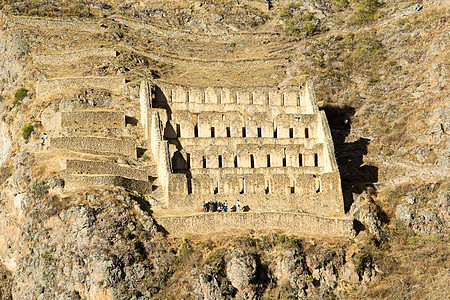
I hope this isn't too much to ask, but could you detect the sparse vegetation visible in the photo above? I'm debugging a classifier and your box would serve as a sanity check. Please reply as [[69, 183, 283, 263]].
[[21, 124, 34, 140], [14, 87, 27, 106], [281, 4, 326, 36], [1, 0, 93, 17], [349, 0, 381, 25], [28, 180, 49, 198]]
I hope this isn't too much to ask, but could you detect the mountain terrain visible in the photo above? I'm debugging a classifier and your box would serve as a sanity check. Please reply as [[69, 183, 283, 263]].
[[0, 0, 448, 299]]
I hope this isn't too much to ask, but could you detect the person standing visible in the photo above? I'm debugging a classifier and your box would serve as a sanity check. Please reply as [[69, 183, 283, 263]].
[[224, 200, 228, 212], [236, 200, 240, 212], [41, 132, 48, 146]]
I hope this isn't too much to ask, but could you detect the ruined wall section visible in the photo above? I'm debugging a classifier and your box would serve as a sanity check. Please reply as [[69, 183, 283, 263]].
[[157, 213, 353, 237], [150, 111, 171, 205], [60, 111, 125, 128], [64, 174, 152, 194], [36, 77, 126, 99], [139, 81, 151, 139], [33, 48, 116, 65], [51, 136, 136, 158], [63, 159, 149, 181]]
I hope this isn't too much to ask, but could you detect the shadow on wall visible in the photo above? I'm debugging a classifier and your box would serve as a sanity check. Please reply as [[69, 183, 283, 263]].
[[152, 86, 193, 192], [321, 105, 379, 213]]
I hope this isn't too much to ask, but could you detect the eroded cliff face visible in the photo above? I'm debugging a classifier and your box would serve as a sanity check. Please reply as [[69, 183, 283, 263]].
[[0, 151, 376, 299]]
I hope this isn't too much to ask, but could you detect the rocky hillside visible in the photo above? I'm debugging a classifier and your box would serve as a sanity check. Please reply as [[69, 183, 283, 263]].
[[0, 0, 448, 299]]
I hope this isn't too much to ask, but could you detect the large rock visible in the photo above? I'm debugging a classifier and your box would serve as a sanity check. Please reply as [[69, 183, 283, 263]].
[[226, 248, 257, 299], [395, 204, 412, 224]]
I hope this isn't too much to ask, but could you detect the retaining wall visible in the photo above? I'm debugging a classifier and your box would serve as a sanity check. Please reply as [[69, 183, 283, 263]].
[[64, 174, 152, 194], [64, 159, 148, 181], [33, 49, 117, 65], [59, 111, 125, 129], [51, 137, 136, 157], [156, 213, 354, 237], [36, 77, 126, 99]]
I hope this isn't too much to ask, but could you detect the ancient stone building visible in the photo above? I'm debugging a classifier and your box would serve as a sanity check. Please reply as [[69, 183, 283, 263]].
[[141, 80, 345, 219]]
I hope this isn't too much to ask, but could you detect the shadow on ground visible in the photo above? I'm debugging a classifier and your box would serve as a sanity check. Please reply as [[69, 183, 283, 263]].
[[321, 105, 379, 213]]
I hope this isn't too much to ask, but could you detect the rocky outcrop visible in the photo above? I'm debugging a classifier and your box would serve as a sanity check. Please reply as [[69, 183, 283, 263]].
[[0, 121, 11, 166], [395, 189, 449, 236]]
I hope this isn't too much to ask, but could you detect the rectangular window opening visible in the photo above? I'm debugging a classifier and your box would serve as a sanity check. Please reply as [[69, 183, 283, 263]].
[[211, 127, 215, 137], [283, 157, 287, 167], [242, 127, 246, 137], [226, 127, 231, 137], [218, 155, 223, 168], [257, 127, 262, 137], [274, 128, 278, 138], [187, 178, 192, 194], [265, 180, 271, 194], [305, 128, 309, 138], [176, 124, 181, 137], [187, 153, 191, 168], [299, 154, 303, 167], [194, 125, 199, 137], [250, 154, 255, 168], [234, 155, 238, 167], [314, 153, 319, 167], [289, 128, 294, 138], [267, 154, 271, 167], [202, 156, 206, 168]]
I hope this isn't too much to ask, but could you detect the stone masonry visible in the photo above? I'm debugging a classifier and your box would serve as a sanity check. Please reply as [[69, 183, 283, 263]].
[[141, 80, 346, 219]]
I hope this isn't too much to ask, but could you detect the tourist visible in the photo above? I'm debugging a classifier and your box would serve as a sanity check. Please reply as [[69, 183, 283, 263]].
[[202, 200, 207, 213], [209, 200, 215, 212], [236, 200, 240, 212], [224, 200, 228, 212], [217, 201, 222, 212], [41, 132, 48, 146]]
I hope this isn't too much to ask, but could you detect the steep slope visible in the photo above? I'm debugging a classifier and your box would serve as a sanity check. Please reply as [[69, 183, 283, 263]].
[[0, 0, 448, 299]]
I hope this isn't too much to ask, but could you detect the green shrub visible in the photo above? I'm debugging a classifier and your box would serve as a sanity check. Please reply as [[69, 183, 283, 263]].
[[14, 87, 28, 106], [29, 181, 49, 198], [349, 0, 380, 25], [22, 124, 34, 140]]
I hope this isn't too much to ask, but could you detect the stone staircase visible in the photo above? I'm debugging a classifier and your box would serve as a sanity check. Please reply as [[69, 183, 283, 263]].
[[47, 109, 162, 197]]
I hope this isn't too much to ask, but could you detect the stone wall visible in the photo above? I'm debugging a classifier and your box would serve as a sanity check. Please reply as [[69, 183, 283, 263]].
[[150, 111, 171, 204], [51, 137, 136, 158], [152, 81, 308, 114], [33, 49, 116, 65], [64, 174, 152, 194], [59, 111, 125, 129], [139, 81, 151, 139], [146, 80, 345, 220], [156, 213, 353, 237], [167, 171, 343, 217], [36, 77, 126, 99], [64, 159, 149, 181]]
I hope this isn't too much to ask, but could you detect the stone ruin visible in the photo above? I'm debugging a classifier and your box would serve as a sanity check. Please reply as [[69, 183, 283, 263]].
[[40, 77, 351, 236], [138, 80, 351, 235]]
